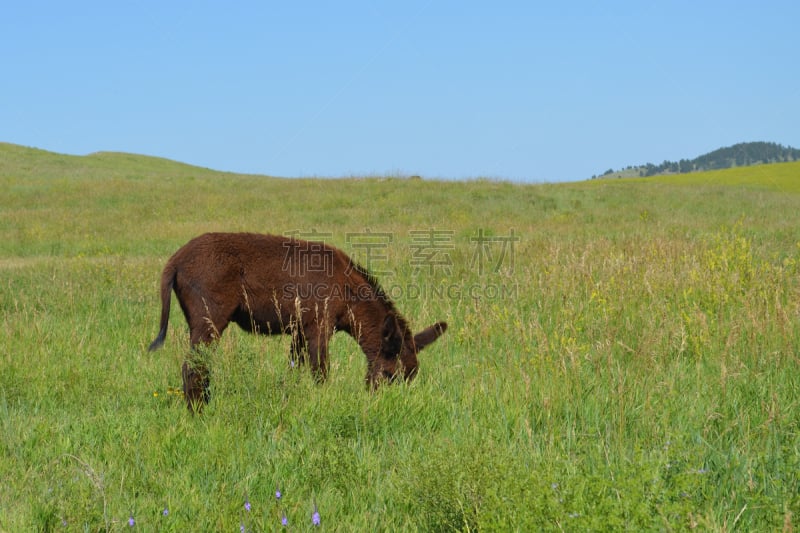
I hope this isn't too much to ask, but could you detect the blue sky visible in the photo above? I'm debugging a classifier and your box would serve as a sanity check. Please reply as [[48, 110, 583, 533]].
[[2, 2, 798, 182]]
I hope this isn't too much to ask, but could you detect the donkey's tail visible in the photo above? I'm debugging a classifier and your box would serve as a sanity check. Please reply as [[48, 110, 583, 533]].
[[148, 261, 177, 351]]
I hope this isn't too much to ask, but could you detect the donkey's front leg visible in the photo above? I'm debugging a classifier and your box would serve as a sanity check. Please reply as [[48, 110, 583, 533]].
[[289, 330, 307, 368], [305, 327, 331, 383]]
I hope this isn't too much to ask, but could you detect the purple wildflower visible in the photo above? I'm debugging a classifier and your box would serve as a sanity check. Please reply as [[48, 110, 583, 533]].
[[244, 497, 251, 512], [162, 507, 169, 516], [275, 485, 282, 500], [281, 512, 289, 527], [312, 502, 321, 526], [128, 515, 135, 527]]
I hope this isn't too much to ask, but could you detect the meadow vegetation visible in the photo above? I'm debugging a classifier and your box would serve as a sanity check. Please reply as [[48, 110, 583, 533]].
[[1, 143, 799, 530]]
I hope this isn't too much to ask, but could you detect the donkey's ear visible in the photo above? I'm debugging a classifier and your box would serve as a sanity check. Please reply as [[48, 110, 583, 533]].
[[382, 312, 404, 354], [382, 312, 400, 341], [414, 321, 447, 352]]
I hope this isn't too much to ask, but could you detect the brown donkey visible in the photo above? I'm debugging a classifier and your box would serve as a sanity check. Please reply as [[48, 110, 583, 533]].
[[148, 232, 447, 411]]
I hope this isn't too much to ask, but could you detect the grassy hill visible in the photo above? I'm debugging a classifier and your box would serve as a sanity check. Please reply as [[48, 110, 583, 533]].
[[598, 141, 800, 179], [618, 159, 800, 193], [2, 143, 799, 530]]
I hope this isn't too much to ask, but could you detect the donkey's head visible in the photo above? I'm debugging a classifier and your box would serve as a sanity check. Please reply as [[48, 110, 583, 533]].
[[368, 312, 447, 389]]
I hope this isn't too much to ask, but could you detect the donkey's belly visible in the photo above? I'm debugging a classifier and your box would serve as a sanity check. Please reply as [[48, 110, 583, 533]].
[[231, 307, 289, 336]]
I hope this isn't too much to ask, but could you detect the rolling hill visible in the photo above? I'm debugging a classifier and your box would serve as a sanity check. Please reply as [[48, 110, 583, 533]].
[[597, 141, 800, 179]]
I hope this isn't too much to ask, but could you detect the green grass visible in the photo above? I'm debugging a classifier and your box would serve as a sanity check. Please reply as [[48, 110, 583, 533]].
[[1, 143, 799, 530]]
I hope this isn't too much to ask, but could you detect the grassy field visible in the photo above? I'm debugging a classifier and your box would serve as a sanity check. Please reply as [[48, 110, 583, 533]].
[[1, 142, 799, 531]]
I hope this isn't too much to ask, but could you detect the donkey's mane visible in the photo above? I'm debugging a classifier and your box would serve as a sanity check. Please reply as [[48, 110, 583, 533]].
[[347, 259, 391, 306], [347, 259, 410, 327]]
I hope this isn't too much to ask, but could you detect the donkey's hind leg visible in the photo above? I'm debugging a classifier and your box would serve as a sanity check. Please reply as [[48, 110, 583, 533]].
[[182, 358, 210, 413], [183, 315, 229, 413]]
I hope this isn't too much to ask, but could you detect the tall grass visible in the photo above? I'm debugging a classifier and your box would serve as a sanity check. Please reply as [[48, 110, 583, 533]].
[[1, 144, 799, 530]]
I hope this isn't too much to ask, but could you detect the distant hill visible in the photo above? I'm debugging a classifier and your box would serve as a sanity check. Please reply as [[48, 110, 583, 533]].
[[596, 142, 800, 179], [0, 142, 254, 179]]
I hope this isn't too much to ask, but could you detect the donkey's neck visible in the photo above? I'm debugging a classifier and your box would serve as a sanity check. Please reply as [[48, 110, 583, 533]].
[[343, 297, 391, 359], [338, 261, 411, 363]]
